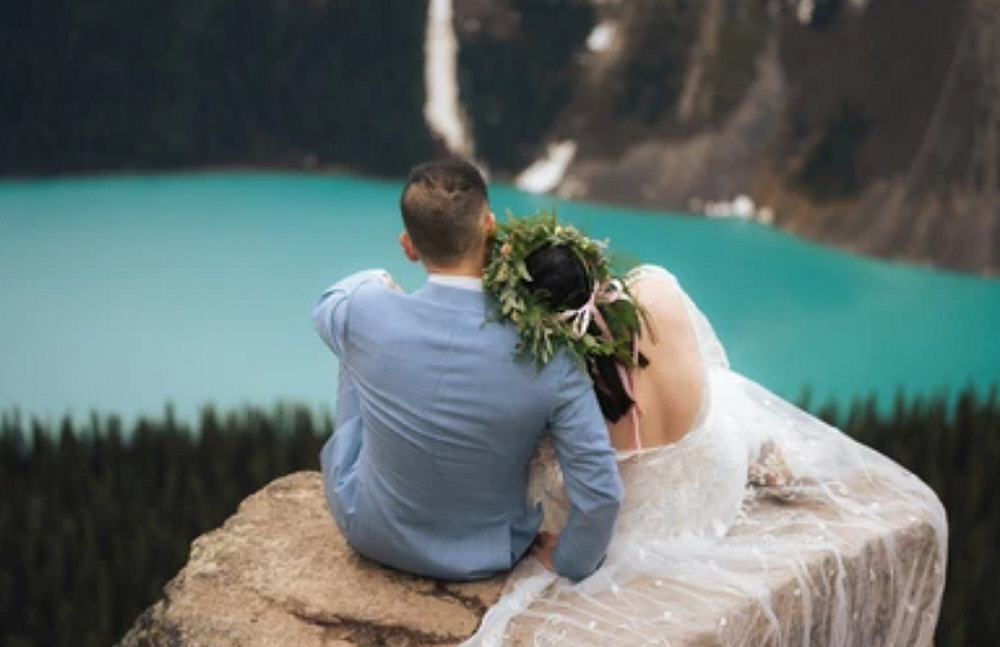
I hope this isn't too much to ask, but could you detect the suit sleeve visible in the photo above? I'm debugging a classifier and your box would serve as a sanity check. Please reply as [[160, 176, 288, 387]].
[[319, 366, 364, 535], [313, 270, 391, 535], [548, 357, 623, 581], [312, 269, 393, 356]]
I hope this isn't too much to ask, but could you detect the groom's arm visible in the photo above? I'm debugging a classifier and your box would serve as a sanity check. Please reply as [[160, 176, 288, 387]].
[[548, 358, 623, 581], [312, 269, 397, 356], [313, 271, 396, 536]]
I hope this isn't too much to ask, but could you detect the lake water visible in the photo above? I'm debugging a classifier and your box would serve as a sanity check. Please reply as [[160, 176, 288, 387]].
[[2, 172, 999, 423]]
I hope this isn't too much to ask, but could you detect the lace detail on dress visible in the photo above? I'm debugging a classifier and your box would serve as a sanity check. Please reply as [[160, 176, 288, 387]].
[[611, 377, 747, 548], [528, 369, 747, 547], [527, 438, 569, 535]]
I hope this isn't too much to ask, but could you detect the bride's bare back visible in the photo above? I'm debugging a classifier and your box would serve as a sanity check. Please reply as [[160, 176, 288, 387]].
[[607, 270, 705, 451]]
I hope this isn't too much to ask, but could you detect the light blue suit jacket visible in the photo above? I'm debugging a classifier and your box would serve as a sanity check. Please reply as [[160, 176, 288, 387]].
[[312, 270, 622, 581]]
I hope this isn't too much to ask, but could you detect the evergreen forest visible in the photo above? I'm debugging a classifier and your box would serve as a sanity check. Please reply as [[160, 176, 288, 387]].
[[1, 0, 436, 177], [1, 388, 998, 646], [0, 0, 592, 179]]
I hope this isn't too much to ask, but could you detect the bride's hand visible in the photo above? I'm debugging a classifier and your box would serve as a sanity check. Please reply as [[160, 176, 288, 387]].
[[532, 531, 559, 573], [376, 270, 403, 292]]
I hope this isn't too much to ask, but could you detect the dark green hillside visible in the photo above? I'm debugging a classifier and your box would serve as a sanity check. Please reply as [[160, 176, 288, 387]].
[[0, 405, 327, 647], [0, 0, 434, 176]]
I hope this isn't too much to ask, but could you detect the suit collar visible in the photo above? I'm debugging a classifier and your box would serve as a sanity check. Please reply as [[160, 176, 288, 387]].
[[414, 280, 491, 312], [427, 274, 484, 292]]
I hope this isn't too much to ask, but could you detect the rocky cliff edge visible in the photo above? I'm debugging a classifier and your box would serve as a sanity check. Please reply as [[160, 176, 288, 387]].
[[119, 470, 944, 646]]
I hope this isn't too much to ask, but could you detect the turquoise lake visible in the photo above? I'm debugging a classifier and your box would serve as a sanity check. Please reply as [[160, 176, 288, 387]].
[[1, 173, 999, 423]]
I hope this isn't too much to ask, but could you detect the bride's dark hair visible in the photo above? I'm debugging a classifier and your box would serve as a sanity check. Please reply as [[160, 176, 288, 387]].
[[524, 244, 646, 422]]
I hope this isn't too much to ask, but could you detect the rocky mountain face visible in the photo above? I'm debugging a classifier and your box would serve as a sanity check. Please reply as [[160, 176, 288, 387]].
[[453, 0, 999, 274]]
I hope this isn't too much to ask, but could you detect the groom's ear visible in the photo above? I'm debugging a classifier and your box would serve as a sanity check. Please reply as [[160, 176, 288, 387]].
[[484, 210, 497, 237], [400, 232, 420, 263]]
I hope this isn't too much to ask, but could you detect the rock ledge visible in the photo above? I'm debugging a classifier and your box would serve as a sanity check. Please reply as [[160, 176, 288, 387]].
[[121, 469, 944, 646]]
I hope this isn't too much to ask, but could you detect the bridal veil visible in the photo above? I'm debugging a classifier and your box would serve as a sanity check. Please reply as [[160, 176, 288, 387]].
[[465, 265, 946, 646]]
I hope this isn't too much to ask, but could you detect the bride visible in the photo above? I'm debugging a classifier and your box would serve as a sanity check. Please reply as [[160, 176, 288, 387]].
[[464, 213, 947, 646]]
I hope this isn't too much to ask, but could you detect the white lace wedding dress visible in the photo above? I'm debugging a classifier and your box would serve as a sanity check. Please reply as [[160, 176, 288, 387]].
[[463, 265, 947, 646]]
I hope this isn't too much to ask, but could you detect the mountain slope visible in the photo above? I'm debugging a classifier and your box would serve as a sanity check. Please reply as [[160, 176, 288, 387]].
[[460, 0, 997, 274]]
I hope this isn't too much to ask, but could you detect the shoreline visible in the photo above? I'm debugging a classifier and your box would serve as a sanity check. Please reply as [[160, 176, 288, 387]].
[[2, 164, 996, 281]]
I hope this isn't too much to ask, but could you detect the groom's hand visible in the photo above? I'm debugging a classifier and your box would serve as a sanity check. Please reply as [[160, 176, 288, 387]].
[[532, 532, 559, 573]]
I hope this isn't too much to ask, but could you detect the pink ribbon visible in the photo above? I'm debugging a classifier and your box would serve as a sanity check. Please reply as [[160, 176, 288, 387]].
[[557, 279, 628, 338], [559, 280, 642, 449]]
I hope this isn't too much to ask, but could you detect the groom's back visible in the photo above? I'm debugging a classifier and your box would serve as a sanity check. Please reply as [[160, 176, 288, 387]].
[[315, 159, 619, 581], [318, 276, 575, 579]]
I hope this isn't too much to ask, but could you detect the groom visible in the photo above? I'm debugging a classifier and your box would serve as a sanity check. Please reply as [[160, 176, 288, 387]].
[[312, 158, 622, 581]]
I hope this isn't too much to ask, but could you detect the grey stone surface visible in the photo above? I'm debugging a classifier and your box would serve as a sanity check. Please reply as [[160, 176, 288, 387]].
[[120, 470, 944, 646], [118, 472, 505, 647]]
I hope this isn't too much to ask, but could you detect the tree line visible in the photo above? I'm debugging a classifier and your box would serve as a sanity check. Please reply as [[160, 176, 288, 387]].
[[0, 0, 599, 180], [0, 0, 435, 177], [0, 404, 328, 647], [1, 387, 998, 646]]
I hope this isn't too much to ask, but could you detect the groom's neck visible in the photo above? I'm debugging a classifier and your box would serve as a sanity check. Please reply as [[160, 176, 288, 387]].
[[422, 251, 486, 278], [423, 263, 483, 278]]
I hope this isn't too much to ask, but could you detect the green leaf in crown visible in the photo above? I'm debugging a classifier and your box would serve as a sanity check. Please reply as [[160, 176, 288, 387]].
[[484, 209, 644, 368]]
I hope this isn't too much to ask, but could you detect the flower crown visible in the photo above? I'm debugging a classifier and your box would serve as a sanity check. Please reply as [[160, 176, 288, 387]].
[[483, 210, 643, 368]]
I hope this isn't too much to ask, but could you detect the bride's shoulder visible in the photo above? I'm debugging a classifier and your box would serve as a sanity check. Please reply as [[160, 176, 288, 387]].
[[625, 265, 687, 317], [625, 264, 681, 291]]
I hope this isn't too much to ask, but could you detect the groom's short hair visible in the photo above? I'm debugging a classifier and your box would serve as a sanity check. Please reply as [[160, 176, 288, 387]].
[[400, 158, 489, 266]]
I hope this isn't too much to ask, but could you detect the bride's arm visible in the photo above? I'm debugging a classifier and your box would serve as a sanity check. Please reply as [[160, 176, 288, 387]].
[[618, 269, 707, 445]]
